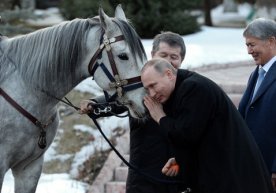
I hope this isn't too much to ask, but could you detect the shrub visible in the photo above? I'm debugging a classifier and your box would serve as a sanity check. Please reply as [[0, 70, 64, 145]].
[[59, 0, 201, 38], [60, 0, 113, 20], [113, 0, 201, 38]]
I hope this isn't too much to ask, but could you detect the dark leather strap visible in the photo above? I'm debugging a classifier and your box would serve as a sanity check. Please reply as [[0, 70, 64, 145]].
[[107, 49, 119, 76], [88, 35, 125, 76], [0, 87, 37, 125], [126, 76, 141, 84], [0, 87, 56, 149], [88, 46, 105, 75]]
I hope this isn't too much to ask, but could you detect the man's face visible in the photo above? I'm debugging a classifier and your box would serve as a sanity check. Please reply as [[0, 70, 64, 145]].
[[141, 66, 175, 104], [151, 42, 182, 69], [245, 36, 274, 65]]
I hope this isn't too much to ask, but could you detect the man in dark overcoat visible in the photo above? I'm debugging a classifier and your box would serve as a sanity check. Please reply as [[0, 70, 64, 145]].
[[141, 58, 274, 193], [238, 18, 276, 191], [79, 32, 186, 193]]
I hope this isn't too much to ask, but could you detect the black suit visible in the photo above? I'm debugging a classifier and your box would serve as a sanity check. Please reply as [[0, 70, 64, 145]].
[[159, 69, 273, 193]]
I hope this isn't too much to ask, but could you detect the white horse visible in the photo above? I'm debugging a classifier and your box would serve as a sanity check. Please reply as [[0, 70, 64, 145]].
[[0, 5, 147, 193]]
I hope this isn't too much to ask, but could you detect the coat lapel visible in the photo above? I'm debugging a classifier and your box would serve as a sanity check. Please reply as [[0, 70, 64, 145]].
[[241, 67, 258, 111], [251, 62, 276, 104]]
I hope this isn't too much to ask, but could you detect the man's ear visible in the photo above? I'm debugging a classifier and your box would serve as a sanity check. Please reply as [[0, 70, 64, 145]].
[[165, 69, 174, 79], [268, 36, 276, 47]]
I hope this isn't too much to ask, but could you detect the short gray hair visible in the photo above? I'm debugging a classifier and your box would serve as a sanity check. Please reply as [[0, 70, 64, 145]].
[[142, 58, 177, 75], [243, 18, 276, 40], [152, 31, 186, 61]]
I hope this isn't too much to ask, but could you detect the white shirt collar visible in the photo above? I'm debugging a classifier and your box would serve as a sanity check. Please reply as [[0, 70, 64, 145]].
[[260, 56, 276, 75]]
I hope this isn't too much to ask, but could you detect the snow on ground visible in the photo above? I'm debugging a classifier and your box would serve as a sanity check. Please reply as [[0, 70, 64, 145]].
[[2, 4, 253, 193]]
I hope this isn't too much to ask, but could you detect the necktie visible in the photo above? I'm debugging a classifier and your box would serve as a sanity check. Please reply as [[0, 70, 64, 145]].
[[252, 67, 265, 99]]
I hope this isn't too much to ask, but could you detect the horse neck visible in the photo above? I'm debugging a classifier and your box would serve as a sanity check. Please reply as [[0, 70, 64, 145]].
[[6, 20, 100, 101]]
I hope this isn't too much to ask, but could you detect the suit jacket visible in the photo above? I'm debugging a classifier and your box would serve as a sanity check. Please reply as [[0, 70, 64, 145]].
[[159, 69, 273, 193], [239, 61, 276, 173]]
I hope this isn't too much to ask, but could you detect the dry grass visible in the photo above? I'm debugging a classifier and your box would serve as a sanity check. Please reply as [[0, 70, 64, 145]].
[[42, 89, 112, 183]]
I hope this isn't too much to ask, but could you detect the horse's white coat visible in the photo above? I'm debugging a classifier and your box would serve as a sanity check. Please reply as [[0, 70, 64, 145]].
[[0, 5, 147, 193]]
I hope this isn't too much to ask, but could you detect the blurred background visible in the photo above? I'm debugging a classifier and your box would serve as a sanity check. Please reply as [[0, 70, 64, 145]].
[[0, 0, 275, 37]]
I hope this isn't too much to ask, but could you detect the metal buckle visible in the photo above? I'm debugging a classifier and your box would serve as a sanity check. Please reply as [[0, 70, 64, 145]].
[[109, 75, 128, 98], [103, 35, 111, 51], [93, 106, 112, 115]]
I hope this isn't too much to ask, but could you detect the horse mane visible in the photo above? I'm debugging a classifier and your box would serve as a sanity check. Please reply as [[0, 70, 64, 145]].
[[1, 18, 95, 92], [112, 18, 147, 67], [0, 16, 146, 93]]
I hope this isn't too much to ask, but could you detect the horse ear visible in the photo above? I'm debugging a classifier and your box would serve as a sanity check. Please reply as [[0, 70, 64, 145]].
[[115, 4, 127, 22], [99, 7, 113, 33]]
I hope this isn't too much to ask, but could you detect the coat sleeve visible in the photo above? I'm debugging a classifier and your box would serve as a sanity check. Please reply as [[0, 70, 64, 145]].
[[159, 79, 218, 147]]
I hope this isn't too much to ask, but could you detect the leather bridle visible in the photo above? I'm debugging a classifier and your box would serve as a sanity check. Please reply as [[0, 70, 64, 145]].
[[88, 33, 143, 103], [0, 88, 56, 149], [0, 32, 144, 149]]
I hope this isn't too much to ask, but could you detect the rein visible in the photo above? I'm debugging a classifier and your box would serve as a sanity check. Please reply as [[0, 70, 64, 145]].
[[87, 107, 193, 192], [0, 87, 189, 189], [0, 88, 55, 149]]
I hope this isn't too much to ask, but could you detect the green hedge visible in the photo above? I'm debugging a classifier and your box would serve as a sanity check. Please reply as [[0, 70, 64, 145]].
[[60, 0, 201, 38], [60, 0, 113, 20]]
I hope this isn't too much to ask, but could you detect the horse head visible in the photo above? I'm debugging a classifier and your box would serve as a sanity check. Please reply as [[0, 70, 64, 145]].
[[87, 5, 148, 119]]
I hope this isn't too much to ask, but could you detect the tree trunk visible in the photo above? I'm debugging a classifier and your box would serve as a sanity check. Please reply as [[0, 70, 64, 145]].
[[204, 0, 213, 26]]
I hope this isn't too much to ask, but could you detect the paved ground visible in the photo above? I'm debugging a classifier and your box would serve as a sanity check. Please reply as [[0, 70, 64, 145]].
[[193, 60, 255, 91]]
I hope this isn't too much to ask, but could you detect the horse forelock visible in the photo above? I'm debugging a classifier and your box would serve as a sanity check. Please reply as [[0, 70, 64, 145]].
[[3, 18, 97, 93], [112, 19, 147, 68]]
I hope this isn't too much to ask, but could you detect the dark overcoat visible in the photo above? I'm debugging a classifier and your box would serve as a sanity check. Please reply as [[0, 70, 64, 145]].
[[126, 117, 180, 193], [159, 69, 273, 193], [91, 97, 181, 193], [239, 62, 276, 173]]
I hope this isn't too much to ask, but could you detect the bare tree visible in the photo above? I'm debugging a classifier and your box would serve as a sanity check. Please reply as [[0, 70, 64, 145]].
[[204, 0, 213, 26]]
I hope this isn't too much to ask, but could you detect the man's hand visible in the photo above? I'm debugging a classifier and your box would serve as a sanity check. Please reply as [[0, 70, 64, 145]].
[[162, 158, 179, 177], [143, 95, 166, 123], [79, 100, 94, 114], [272, 173, 276, 191]]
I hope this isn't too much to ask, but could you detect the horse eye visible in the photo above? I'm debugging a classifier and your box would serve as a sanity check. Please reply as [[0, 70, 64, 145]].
[[118, 53, 129, 60]]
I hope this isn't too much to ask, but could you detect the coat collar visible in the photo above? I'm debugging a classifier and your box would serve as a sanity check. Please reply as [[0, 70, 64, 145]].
[[251, 61, 276, 104], [163, 69, 193, 111]]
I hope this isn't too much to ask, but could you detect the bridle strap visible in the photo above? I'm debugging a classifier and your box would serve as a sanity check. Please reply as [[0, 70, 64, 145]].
[[88, 35, 125, 75], [87, 33, 143, 102], [107, 49, 119, 75], [0, 88, 37, 125], [0, 87, 55, 149]]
